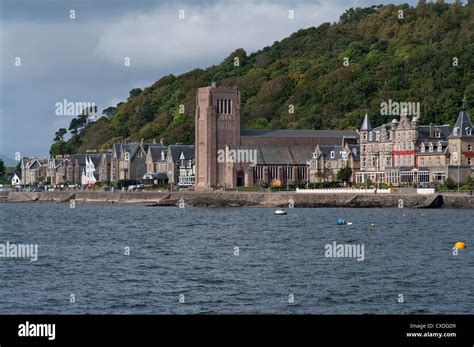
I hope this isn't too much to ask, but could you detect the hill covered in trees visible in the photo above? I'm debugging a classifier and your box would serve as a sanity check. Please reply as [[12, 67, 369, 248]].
[[51, 1, 474, 156]]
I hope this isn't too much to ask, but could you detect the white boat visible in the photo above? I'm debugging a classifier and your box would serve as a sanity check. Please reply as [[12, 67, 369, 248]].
[[274, 209, 287, 215]]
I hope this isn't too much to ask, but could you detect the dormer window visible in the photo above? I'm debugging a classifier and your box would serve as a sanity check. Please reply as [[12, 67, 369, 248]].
[[434, 129, 441, 138], [375, 132, 380, 141], [362, 133, 367, 141], [429, 142, 433, 152], [453, 127, 460, 136], [161, 151, 165, 161], [330, 151, 335, 159], [437, 142, 442, 152], [312, 152, 317, 159], [369, 132, 373, 141], [466, 128, 472, 136]]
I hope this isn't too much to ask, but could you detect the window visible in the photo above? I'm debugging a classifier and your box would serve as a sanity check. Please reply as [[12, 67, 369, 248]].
[[362, 158, 366, 168], [437, 157, 441, 166], [453, 127, 460, 136], [397, 158, 401, 167], [466, 128, 472, 136], [468, 145, 472, 151], [420, 158, 424, 166], [468, 158, 472, 165], [418, 171, 430, 183], [437, 142, 442, 152], [420, 143, 425, 153], [362, 133, 367, 141], [429, 143, 433, 152], [375, 132, 380, 141], [435, 129, 441, 138], [362, 145, 366, 153], [369, 132, 373, 141], [330, 151, 335, 159], [386, 157, 392, 167], [372, 157, 378, 167]]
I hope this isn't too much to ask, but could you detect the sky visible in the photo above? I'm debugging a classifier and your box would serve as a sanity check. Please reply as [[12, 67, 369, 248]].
[[0, 0, 420, 160]]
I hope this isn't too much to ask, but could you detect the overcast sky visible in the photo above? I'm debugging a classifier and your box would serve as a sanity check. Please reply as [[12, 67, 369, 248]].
[[0, 0, 420, 159]]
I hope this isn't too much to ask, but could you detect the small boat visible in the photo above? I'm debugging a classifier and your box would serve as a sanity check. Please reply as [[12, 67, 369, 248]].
[[336, 218, 347, 225], [274, 209, 287, 215]]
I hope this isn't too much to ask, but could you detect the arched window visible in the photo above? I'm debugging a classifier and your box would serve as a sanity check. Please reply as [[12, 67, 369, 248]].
[[466, 127, 472, 136], [437, 142, 442, 152], [429, 142, 433, 152], [330, 151, 335, 159], [435, 129, 441, 138], [420, 143, 425, 153]]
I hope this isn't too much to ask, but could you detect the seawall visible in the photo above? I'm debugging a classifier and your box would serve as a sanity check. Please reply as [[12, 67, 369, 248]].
[[0, 191, 473, 208]]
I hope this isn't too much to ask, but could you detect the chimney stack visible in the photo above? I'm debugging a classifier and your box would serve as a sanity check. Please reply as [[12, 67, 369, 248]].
[[429, 123, 433, 138]]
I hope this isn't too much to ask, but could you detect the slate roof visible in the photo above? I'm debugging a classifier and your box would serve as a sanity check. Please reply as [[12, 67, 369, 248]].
[[449, 110, 473, 138], [418, 125, 452, 140], [229, 145, 313, 165], [360, 112, 372, 131], [148, 145, 168, 162], [169, 145, 195, 162], [240, 129, 358, 138]]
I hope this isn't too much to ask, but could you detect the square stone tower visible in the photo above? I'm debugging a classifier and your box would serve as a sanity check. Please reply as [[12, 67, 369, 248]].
[[195, 84, 241, 190]]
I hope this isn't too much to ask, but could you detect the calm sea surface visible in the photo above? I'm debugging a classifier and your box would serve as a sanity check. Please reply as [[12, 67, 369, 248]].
[[0, 203, 472, 314]]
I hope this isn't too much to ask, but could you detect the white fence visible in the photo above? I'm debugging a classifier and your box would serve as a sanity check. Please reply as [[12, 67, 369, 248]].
[[416, 188, 435, 194], [296, 188, 391, 194]]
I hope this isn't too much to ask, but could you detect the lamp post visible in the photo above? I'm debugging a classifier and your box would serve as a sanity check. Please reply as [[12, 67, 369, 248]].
[[458, 152, 460, 195], [306, 161, 310, 189], [287, 161, 290, 191]]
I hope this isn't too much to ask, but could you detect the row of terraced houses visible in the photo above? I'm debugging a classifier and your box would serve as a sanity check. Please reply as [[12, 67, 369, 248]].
[[20, 141, 195, 188]]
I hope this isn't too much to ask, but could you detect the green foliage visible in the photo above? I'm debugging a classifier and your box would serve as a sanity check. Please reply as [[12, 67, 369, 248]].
[[444, 177, 457, 190], [337, 165, 352, 183], [0, 159, 5, 183], [49, 140, 67, 158], [61, 3, 474, 153]]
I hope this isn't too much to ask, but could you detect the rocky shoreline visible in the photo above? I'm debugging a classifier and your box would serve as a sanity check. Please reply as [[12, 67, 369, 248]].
[[1, 191, 473, 208]]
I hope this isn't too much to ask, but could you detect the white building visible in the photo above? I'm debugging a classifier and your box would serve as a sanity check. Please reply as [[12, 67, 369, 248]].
[[81, 156, 97, 186], [11, 173, 21, 186]]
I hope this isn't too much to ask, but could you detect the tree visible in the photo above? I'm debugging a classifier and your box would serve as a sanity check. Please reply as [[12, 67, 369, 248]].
[[337, 165, 352, 183], [129, 88, 143, 99], [102, 106, 117, 120], [49, 140, 67, 158], [54, 128, 67, 142], [68, 117, 81, 135], [0, 159, 5, 184]]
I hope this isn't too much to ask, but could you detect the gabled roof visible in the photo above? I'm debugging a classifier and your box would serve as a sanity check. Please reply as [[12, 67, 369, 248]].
[[449, 110, 473, 138], [169, 145, 195, 162], [148, 145, 168, 162]]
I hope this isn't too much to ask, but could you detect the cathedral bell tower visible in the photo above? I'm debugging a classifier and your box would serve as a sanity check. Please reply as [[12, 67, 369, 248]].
[[195, 83, 241, 190]]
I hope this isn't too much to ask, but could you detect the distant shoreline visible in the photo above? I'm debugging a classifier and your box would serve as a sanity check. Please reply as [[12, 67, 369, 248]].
[[1, 191, 473, 209]]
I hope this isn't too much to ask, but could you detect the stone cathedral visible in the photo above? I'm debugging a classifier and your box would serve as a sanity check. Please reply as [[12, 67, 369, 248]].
[[195, 83, 359, 190]]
